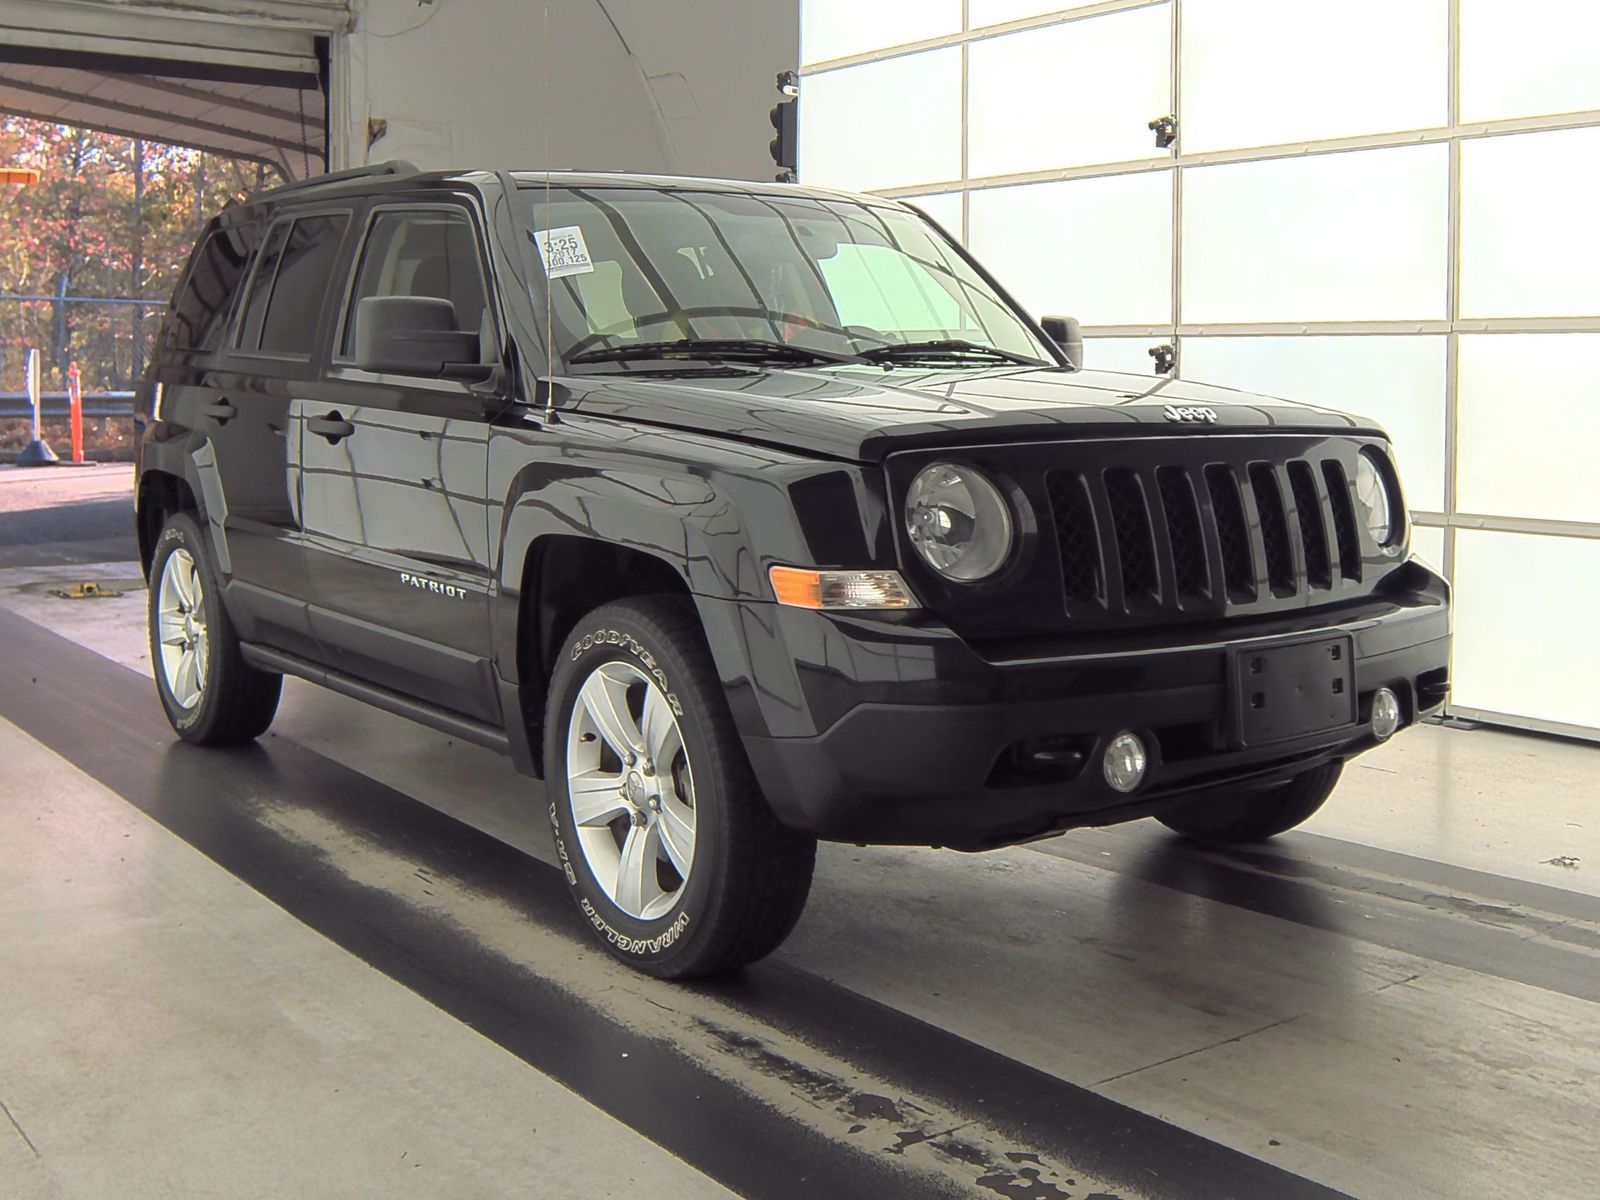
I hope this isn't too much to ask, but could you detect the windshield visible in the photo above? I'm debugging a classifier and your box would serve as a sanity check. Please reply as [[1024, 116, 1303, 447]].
[[516, 186, 1056, 368]]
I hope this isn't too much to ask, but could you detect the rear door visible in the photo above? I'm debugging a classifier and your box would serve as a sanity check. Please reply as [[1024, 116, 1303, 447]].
[[296, 199, 504, 723], [211, 207, 353, 656], [152, 215, 321, 658]]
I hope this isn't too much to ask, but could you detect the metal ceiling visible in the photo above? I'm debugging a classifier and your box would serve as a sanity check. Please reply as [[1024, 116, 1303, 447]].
[[0, 0, 353, 178], [0, 62, 325, 178]]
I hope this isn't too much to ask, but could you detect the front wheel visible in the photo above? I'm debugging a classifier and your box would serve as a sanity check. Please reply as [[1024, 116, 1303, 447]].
[[1156, 761, 1343, 844], [545, 597, 816, 979], [147, 512, 282, 744]]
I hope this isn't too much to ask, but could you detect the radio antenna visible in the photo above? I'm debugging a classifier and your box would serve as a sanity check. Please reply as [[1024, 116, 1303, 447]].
[[542, 3, 558, 425]]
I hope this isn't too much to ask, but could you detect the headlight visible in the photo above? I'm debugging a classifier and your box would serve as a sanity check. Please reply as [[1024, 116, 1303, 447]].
[[1354, 449, 1400, 550], [905, 462, 1013, 581]]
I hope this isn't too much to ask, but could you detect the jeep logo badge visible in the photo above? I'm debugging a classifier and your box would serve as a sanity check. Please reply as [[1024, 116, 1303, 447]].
[[1163, 404, 1218, 424]]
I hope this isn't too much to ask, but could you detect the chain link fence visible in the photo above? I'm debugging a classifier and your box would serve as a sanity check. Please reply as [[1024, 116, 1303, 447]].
[[0, 296, 159, 461]]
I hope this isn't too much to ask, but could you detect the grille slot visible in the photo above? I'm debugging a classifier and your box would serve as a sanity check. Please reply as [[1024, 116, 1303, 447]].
[[1322, 459, 1362, 582], [1045, 472, 1102, 603], [1157, 466, 1209, 598], [1205, 464, 1256, 602], [1104, 468, 1158, 602], [1248, 463, 1295, 597], [1288, 461, 1332, 590], [1038, 447, 1374, 624]]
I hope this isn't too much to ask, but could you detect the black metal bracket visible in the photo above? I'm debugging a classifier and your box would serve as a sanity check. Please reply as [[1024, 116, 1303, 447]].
[[1148, 114, 1178, 150]]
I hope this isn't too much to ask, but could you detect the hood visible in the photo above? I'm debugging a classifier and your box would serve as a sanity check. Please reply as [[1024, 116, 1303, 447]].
[[564, 364, 1381, 463]]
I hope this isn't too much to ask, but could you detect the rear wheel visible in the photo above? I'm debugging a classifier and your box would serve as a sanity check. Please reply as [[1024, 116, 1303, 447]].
[[545, 596, 816, 978], [1156, 761, 1343, 844], [147, 512, 281, 744]]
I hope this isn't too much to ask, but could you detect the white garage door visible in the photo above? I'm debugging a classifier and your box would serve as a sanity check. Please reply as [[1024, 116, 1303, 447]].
[[0, 0, 349, 178], [798, 0, 1600, 740]]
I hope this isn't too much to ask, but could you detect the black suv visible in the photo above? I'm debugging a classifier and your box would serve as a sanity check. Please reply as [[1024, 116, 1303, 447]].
[[135, 163, 1450, 977]]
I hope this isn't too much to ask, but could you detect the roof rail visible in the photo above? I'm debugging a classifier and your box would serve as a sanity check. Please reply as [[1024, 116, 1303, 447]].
[[252, 160, 419, 201]]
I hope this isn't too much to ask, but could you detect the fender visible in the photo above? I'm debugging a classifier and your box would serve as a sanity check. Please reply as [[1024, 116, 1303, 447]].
[[137, 434, 224, 573], [486, 412, 893, 765]]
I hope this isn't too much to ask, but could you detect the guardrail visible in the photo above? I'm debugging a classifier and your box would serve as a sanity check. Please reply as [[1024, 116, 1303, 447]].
[[0, 391, 135, 420]]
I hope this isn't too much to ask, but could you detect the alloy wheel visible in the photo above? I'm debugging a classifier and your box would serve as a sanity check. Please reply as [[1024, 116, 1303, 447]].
[[156, 547, 209, 710], [564, 660, 697, 920]]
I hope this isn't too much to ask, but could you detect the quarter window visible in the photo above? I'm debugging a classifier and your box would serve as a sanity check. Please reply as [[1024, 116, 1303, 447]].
[[167, 222, 259, 353], [339, 209, 492, 361]]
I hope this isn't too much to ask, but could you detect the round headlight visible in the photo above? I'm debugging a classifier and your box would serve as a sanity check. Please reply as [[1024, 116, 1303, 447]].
[[1354, 450, 1400, 549], [905, 463, 1013, 582]]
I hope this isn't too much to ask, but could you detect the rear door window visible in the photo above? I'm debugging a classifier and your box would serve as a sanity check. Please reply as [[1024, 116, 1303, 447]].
[[233, 222, 290, 353], [234, 213, 350, 358]]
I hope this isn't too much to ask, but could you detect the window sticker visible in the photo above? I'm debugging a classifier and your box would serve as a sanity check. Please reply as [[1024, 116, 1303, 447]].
[[532, 226, 595, 278]]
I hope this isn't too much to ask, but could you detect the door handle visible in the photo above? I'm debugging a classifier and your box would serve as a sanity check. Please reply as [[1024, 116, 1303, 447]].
[[200, 400, 237, 425], [308, 411, 356, 444]]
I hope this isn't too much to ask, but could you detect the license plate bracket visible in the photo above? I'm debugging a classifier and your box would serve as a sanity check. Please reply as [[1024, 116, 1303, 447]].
[[1230, 634, 1357, 747]]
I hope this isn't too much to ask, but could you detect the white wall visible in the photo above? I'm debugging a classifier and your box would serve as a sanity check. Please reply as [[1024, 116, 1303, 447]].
[[332, 0, 798, 180]]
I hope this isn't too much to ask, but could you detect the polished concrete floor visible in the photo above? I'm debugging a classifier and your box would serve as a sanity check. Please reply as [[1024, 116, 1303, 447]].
[[2, 465, 1598, 1199]]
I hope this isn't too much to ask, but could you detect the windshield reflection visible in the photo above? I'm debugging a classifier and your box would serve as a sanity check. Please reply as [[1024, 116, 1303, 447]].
[[516, 185, 1055, 370]]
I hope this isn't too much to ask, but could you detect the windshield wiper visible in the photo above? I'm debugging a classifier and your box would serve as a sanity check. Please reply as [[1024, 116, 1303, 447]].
[[570, 339, 867, 367], [857, 339, 1048, 367]]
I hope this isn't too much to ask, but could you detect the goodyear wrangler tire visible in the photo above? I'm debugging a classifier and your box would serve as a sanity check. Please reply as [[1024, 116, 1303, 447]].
[[148, 512, 282, 745], [545, 597, 816, 979], [1157, 760, 1343, 844]]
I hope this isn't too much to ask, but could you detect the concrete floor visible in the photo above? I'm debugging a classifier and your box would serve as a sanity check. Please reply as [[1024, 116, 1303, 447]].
[[2, 463, 1598, 1199]]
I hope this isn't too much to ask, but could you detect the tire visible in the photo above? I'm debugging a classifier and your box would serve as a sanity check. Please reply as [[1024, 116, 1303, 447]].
[[1156, 761, 1343, 844], [545, 596, 816, 979], [147, 512, 282, 745]]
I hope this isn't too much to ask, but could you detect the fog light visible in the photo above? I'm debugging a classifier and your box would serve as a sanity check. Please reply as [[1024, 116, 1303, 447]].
[[1372, 687, 1402, 741], [1103, 731, 1148, 793]]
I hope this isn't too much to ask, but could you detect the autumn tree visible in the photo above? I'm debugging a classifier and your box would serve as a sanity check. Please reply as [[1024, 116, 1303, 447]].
[[0, 118, 272, 393]]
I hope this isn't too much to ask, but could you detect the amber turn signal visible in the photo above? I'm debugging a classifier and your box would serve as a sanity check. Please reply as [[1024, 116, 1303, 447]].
[[768, 566, 917, 610]]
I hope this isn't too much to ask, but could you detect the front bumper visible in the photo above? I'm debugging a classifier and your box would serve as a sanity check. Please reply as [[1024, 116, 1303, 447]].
[[711, 566, 1450, 850]]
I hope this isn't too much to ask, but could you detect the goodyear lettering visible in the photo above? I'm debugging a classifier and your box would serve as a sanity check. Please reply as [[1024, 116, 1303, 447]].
[[570, 626, 684, 717]]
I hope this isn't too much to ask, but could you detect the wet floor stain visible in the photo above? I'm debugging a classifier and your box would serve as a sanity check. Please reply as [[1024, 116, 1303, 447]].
[[975, 1165, 1074, 1199], [695, 1016, 1123, 1199]]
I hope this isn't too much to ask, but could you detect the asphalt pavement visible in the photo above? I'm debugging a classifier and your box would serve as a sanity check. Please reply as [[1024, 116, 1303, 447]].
[[0, 463, 137, 568]]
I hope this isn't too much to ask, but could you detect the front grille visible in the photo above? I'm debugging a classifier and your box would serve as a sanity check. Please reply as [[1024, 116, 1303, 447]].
[[1045, 452, 1367, 621]]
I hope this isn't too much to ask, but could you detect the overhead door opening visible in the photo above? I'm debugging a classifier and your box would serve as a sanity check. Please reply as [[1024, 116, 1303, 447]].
[[0, 43, 326, 183]]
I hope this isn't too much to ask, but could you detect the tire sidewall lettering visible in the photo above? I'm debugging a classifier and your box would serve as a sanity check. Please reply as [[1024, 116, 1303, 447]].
[[570, 625, 684, 717], [548, 798, 694, 958]]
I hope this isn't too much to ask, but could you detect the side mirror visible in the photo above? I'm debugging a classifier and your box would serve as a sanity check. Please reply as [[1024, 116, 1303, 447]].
[[1041, 315, 1084, 370], [354, 295, 484, 378]]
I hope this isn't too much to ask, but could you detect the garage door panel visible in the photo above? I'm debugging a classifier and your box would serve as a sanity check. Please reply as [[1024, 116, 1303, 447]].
[[0, 2, 328, 176], [0, 0, 335, 78], [1452, 530, 1600, 730], [1457, 334, 1600, 525]]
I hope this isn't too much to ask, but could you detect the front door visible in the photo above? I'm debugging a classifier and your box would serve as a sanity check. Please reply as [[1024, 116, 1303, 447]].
[[296, 201, 503, 724]]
